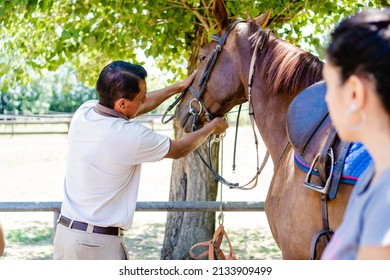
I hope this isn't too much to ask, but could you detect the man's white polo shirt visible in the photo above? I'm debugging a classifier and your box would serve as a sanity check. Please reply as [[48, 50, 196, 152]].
[[61, 100, 170, 230]]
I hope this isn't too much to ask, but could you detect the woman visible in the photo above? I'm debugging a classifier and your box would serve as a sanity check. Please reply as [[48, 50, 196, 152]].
[[321, 8, 390, 259]]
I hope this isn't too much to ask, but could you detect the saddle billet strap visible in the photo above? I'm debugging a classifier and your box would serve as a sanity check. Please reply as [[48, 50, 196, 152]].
[[318, 127, 337, 185], [328, 141, 352, 200]]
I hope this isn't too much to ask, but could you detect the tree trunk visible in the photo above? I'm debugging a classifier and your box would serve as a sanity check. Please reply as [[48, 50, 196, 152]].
[[161, 24, 219, 260]]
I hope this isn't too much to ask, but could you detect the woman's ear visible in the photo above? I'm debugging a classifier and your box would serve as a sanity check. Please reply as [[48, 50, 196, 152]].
[[347, 75, 367, 109]]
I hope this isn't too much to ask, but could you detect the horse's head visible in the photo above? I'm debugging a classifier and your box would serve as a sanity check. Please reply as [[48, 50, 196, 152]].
[[174, 0, 270, 133]]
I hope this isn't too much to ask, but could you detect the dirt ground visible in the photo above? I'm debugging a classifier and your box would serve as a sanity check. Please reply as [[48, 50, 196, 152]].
[[0, 124, 281, 260]]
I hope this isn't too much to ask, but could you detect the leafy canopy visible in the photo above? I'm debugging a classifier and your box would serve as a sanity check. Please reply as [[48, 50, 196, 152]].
[[0, 0, 387, 112]]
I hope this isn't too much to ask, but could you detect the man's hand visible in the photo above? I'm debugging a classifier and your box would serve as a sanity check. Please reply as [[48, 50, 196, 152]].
[[207, 117, 229, 135], [178, 70, 197, 91], [165, 116, 228, 159]]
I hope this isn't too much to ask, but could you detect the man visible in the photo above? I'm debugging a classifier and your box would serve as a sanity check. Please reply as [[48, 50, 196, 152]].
[[53, 61, 228, 259]]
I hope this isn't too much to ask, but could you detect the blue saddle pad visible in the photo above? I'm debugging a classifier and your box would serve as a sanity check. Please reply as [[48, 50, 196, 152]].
[[294, 142, 372, 185]]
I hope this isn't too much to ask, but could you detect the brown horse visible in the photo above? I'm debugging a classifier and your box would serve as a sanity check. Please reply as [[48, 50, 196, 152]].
[[174, 0, 354, 259]]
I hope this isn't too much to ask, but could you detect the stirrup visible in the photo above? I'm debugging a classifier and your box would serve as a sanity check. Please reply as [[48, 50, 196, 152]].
[[304, 148, 334, 194], [309, 229, 334, 260]]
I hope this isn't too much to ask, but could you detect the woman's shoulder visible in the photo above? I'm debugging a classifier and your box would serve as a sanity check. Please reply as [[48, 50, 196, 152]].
[[374, 167, 390, 193]]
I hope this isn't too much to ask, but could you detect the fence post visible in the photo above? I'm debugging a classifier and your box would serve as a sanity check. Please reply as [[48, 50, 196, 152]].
[[53, 211, 60, 234]]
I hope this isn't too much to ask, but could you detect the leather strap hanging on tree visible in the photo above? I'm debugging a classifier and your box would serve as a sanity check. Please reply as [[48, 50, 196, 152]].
[[189, 138, 238, 260], [189, 223, 238, 260]]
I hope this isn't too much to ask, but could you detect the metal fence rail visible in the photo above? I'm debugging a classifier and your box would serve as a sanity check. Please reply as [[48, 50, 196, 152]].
[[0, 201, 264, 212], [136, 201, 264, 212], [0, 114, 168, 135], [0, 201, 264, 229]]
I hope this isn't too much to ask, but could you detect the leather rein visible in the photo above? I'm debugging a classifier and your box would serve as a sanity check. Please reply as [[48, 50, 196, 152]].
[[162, 19, 269, 189]]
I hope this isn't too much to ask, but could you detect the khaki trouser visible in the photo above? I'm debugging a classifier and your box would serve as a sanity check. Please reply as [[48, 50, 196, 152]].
[[53, 223, 129, 260]]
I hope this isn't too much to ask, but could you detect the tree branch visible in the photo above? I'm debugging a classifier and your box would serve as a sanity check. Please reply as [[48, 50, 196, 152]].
[[181, 0, 210, 32]]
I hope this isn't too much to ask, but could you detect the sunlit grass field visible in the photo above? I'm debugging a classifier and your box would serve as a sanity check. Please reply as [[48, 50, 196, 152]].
[[2, 221, 280, 260]]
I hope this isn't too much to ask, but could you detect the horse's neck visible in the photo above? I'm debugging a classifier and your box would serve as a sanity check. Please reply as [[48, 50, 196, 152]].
[[251, 91, 292, 165], [248, 36, 323, 164]]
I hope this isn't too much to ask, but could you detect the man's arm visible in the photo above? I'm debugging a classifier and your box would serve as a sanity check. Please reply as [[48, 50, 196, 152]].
[[136, 71, 196, 117], [165, 117, 228, 159]]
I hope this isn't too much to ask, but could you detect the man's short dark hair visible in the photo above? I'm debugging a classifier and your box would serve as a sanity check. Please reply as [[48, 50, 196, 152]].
[[96, 61, 148, 108]]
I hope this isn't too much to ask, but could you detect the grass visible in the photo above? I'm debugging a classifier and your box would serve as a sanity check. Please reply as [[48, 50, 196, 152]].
[[6, 227, 53, 245], [1, 221, 281, 260]]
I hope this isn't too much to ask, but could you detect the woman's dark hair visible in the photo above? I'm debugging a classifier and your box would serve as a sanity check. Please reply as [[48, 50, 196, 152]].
[[96, 61, 148, 108], [326, 8, 390, 114]]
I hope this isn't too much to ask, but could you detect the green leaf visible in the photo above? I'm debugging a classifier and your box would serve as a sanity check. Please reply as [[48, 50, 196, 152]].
[[324, 2, 333, 10], [26, 0, 38, 13], [61, 30, 72, 39], [84, 35, 96, 46]]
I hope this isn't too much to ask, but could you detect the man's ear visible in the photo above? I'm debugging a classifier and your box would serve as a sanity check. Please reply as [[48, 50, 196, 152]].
[[114, 98, 127, 112]]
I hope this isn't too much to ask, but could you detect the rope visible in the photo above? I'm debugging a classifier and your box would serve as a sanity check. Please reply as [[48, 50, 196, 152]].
[[218, 138, 224, 225]]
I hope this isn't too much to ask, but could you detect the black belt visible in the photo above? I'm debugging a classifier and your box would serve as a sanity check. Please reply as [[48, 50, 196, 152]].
[[58, 215, 123, 236]]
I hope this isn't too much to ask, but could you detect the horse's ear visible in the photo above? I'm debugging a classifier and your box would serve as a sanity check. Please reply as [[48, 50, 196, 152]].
[[213, 0, 229, 31], [255, 10, 271, 28]]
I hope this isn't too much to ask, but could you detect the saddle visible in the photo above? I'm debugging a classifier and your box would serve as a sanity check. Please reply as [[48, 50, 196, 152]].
[[189, 224, 238, 260], [287, 81, 353, 259], [287, 81, 351, 200]]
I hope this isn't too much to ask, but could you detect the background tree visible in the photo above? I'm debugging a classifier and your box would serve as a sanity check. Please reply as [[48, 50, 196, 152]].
[[0, 0, 387, 259]]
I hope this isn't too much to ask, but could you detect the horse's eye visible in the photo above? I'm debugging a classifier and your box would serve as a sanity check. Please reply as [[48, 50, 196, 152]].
[[199, 55, 206, 63]]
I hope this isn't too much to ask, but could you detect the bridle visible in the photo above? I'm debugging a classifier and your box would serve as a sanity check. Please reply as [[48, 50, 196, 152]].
[[161, 19, 244, 126], [186, 19, 246, 128], [162, 19, 270, 189]]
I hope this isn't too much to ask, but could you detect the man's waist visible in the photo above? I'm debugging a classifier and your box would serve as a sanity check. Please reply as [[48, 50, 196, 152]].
[[57, 215, 124, 236]]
